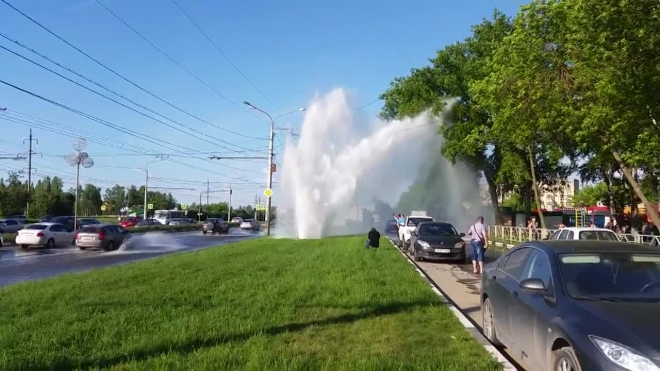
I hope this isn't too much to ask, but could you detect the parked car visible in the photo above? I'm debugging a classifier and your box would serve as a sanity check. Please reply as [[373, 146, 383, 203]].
[[480, 240, 660, 371], [384, 219, 398, 234], [120, 217, 142, 229], [15, 223, 74, 249], [409, 221, 467, 263], [0, 233, 4, 247], [75, 224, 130, 251], [231, 217, 244, 223], [39, 215, 54, 222], [203, 218, 229, 234], [548, 227, 619, 241], [135, 219, 159, 227], [0, 219, 24, 234], [51, 216, 75, 230], [240, 219, 260, 231], [77, 218, 101, 229], [6, 215, 27, 222]]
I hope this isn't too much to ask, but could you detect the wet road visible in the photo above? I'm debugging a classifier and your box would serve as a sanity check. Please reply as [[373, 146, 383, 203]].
[[0, 229, 258, 288]]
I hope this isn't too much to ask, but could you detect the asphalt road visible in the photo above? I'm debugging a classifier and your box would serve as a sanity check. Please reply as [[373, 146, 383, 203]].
[[386, 233, 528, 371], [0, 229, 258, 288]]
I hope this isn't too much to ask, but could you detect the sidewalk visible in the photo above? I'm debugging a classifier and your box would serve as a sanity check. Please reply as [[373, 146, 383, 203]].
[[392, 239, 530, 371]]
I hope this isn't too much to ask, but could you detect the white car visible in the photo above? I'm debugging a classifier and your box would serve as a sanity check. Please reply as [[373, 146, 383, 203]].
[[0, 233, 3, 247], [15, 223, 74, 249], [398, 215, 435, 250], [240, 219, 260, 231], [549, 227, 619, 241]]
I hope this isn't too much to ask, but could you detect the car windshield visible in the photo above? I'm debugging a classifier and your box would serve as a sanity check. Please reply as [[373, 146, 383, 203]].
[[25, 224, 48, 230], [418, 223, 458, 236], [407, 217, 432, 227], [578, 231, 619, 241], [559, 252, 660, 302]]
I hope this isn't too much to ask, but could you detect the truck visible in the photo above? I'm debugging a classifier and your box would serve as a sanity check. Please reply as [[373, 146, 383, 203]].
[[397, 212, 435, 251]]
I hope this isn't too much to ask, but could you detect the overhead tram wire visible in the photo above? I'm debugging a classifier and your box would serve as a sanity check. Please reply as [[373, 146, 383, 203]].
[[0, 44, 258, 153], [0, 0, 266, 141], [0, 34, 263, 153], [0, 79, 263, 175], [171, 0, 278, 110], [93, 0, 259, 119]]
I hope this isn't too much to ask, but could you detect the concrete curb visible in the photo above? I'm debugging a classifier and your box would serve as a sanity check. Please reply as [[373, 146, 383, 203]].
[[493, 240, 516, 250], [388, 238, 517, 371]]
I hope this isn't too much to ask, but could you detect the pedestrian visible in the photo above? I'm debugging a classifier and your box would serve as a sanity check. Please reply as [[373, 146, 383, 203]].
[[366, 227, 381, 248], [467, 216, 488, 275]]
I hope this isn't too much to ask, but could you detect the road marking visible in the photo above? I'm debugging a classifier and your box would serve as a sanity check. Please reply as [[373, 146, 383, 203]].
[[388, 238, 517, 371]]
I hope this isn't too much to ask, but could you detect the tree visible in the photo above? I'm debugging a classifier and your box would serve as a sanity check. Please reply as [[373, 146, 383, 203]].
[[380, 11, 514, 224], [0, 172, 29, 216], [103, 185, 126, 214], [557, 0, 660, 225], [470, 1, 576, 228]]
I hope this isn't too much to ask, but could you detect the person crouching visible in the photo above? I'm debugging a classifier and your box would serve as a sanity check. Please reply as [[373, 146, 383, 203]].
[[366, 227, 381, 248]]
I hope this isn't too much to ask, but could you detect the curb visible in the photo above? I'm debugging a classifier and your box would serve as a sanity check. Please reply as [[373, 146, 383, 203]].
[[493, 240, 516, 250], [388, 238, 517, 371]]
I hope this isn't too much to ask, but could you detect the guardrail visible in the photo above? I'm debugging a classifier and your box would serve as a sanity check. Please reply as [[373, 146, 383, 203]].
[[487, 225, 660, 246]]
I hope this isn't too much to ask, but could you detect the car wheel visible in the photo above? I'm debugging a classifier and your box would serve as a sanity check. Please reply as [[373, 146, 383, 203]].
[[46, 238, 55, 249], [203, 230, 207, 235], [20, 244, 29, 249], [403, 241, 410, 251], [104, 241, 115, 252], [552, 346, 581, 371], [482, 298, 502, 346], [78, 246, 87, 250]]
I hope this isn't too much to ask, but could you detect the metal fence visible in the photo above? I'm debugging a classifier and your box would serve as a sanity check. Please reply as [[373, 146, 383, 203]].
[[487, 225, 660, 246]]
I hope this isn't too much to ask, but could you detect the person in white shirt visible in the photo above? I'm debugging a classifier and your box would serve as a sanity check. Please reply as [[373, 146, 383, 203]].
[[467, 216, 489, 274]]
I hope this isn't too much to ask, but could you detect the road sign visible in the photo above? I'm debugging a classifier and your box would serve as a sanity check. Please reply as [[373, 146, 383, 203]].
[[181, 204, 188, 210], [257, 205, 265, 211], [100, 205, 106, 211], [147, 203, 154, 210], [263, 188, 273, 198]]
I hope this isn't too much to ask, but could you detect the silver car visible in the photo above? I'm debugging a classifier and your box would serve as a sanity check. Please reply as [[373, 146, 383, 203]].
[[75, 224, 131, 251], [0, 219, 24, 234], [240, 219, 260, 231]]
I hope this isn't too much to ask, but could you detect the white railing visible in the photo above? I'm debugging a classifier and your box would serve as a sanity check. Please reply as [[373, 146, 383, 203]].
[[487, 225, 660, 246]]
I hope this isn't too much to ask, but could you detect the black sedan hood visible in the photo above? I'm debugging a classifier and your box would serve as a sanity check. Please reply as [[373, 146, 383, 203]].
[[577, 301, 660, 349], [416, 235, 464, 246]]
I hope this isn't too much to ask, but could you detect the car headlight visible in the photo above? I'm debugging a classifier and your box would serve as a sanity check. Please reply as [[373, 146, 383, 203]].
[[455, 242, 465, 248], [417, 240, 431, 249], [589, 336, 660, 371]]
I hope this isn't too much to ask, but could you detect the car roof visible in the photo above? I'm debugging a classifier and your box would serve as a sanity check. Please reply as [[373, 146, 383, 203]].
[[523, 240, 660, 254], [557, 227, 615, 233]]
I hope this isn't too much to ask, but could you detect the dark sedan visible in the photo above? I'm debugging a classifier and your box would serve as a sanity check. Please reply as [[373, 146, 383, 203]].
[[480, 240, 660, 371], [384, 219, 398, 234], [409, 222, 467, 263]]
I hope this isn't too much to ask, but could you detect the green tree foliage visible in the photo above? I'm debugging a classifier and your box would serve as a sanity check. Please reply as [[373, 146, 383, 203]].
[[0, 172, 29, 216], [381, 0, 660, 226]]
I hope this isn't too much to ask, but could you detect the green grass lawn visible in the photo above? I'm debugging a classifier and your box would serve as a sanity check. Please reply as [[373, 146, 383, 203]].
[[0, 236, 502, 371]]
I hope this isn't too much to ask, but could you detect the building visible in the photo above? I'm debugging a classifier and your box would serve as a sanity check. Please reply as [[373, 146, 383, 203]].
[[539, 179, 580, 210]]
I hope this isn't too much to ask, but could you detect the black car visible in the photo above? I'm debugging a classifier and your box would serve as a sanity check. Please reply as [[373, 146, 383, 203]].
[[480, 240, 660, 371], [384, 219, 398, 234], [409, 221, 467, 263], [39, 215, 54, 222]]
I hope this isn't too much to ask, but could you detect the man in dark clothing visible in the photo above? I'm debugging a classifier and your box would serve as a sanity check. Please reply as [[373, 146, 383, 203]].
[[366, 228, 381, 248]]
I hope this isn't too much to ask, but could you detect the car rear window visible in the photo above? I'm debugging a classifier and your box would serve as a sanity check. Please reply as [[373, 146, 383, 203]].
[[79, 226, 100, 233], [25, 224, 48, 230], [578, 231, 619, 241]]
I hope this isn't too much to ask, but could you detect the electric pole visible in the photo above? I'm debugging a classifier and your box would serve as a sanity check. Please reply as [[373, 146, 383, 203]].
[[206, 179, 210, 206], [228, 183, 232, 222], [22, 129, 41, 215], [254, 194, 258, 220]]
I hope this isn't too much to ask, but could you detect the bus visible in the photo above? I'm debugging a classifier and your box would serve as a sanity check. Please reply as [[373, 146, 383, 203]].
[[154, 209, 187, 225]]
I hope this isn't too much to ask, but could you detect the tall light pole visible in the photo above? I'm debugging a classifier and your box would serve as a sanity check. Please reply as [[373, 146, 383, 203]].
[[140, 156, 167, 219], [243, 101, 304, 236]]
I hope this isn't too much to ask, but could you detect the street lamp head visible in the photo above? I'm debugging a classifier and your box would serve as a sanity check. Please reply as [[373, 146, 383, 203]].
[[298, 107, 305, 112], [243, 101, 255, 110]]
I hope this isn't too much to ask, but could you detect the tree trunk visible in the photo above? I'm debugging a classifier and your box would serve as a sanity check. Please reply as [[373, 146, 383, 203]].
[[611, 150, 660, 227], [528, 147, 547, 229], [604, 168, 616, 214], [483, 168, 503, 225]]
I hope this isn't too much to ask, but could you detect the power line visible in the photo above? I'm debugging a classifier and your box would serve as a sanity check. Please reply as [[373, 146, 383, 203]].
[[0, 44, 260, 154], [171, 0, 278, 110], [0, 79, 263, 175], [0, 0, 265, 141], [0, 34, 266, 152], [93, 0, 257, 119]]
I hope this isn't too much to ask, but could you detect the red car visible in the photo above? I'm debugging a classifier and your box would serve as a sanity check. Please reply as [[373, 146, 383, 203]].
[[119, 217, 142, 229]]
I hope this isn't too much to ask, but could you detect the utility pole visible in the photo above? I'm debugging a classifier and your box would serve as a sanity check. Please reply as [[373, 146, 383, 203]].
[[206, 178, 210, 206], [254, 194, 258, 220], [22, 129, 41, 215], [242, 101, 305, 236], [228, 183, 232, 222]]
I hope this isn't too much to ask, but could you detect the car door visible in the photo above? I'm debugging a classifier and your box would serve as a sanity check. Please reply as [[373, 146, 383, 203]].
[[48, 224, 63, 245], [3, 220, 20, 233], [499, 247, 533, 352], [510, 248, 557, 370]]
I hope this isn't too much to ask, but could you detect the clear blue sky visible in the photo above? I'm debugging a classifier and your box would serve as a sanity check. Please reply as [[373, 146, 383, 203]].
[[0, 0, 526, 207]]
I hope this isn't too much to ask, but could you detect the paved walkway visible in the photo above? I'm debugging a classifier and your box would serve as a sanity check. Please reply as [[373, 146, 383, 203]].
[[407, 246, 532, 371]]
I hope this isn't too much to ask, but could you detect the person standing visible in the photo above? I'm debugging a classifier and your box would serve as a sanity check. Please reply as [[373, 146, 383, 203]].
[[467, 216, 489, 274]]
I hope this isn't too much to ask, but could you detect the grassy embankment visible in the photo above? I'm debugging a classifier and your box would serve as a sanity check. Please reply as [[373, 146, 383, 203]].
[[0, 236, 502, 370]]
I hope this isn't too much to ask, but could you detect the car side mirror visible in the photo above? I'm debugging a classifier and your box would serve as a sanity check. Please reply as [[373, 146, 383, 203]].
[[459, 232, 466, 237], [519, 278, 546, 292]]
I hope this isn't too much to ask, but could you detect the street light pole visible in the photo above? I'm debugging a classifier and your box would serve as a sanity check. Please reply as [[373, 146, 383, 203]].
[[243, 101, 305, 236]]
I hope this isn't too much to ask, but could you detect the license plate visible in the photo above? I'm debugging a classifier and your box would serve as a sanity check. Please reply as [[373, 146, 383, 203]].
[[434, 248, 451, 253], [80, 237, 92, 242]]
